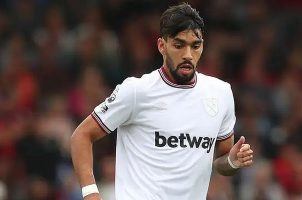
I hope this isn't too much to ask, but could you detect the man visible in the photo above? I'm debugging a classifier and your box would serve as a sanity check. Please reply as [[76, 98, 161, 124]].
[[71, 3, 253, 200]]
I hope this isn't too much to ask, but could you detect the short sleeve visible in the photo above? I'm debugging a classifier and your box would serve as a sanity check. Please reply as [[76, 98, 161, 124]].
[[91, 78, 136, 134], [217, 84, 236, 140]]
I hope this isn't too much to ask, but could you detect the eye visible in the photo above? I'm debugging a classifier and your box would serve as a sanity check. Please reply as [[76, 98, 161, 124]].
[[174, 43, 183, 49], [192, 44, 201, 50]]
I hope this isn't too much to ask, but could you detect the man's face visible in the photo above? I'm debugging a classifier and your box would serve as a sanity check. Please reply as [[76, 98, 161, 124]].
[[160, 29, 203, 84]]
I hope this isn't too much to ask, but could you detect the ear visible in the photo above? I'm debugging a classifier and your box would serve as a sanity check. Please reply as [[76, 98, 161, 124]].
[[157, 38, 166, 56]]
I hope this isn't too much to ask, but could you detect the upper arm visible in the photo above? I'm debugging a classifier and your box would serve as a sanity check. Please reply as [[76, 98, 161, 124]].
[[92, 77, 136, 133], [215, 134, 234, 158], [217, 84, 236, 140], [72, 115, 107, 142], [73, 77, 136, 142]]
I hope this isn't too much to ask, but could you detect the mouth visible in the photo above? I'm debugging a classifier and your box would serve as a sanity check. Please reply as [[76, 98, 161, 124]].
[[179, 63, 193, 71], [178, 63, 194, 75]]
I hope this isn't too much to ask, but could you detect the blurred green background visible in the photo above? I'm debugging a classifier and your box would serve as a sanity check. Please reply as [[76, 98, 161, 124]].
[[0, 0, 301, 199]]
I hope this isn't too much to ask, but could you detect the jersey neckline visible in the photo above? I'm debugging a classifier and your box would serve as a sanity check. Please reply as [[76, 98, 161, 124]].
[[158, 66, 197, 89]]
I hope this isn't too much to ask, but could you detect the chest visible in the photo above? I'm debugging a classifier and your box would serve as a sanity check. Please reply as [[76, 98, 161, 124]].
[[134, 87, 225, 138]]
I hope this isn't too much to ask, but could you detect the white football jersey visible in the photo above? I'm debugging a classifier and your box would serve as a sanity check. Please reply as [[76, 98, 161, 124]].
[[92, 67, 236, 200]]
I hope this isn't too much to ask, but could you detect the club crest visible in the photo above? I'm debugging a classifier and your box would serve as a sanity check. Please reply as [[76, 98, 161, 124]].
[[203, 98, 218, 117]]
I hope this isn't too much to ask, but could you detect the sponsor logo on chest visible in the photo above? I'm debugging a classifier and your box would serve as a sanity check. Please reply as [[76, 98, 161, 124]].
[[154, 131, 215, 153]]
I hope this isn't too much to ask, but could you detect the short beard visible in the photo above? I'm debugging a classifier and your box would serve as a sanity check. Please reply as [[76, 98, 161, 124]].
[[166, 54, 196, 85]]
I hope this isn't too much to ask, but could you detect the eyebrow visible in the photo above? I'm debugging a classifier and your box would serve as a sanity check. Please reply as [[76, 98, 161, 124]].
[[173, 37, 204, 45]]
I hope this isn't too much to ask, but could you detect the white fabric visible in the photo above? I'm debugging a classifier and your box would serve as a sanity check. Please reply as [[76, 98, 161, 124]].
[[82, 184, 99, 198], [93, 69, 236, 200], [228, 155, 240, 169]]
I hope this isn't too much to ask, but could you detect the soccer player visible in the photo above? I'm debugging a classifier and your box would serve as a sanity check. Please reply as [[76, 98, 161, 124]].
[[71, 3, 253, 200]]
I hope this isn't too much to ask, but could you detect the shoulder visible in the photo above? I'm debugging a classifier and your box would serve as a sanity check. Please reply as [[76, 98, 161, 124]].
[[121, 69, 160, 91], [196, 73, 233, 101], [197, 72, 232, 92]]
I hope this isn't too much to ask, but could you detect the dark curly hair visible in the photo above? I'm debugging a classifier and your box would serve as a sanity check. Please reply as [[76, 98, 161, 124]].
[[160, 2, 205, 40]]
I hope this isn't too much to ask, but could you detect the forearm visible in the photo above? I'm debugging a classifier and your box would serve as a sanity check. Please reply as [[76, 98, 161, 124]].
[[70, 116, 106, 200], [71, 129, 96, 186], [213, 153, 239, 176]]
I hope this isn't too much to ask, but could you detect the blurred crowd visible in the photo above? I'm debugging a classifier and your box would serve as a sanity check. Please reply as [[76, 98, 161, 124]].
[[0, 0, 301, 199]]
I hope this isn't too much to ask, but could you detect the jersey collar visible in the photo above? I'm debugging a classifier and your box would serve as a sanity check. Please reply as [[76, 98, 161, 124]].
[[158, 66, 197, 89]]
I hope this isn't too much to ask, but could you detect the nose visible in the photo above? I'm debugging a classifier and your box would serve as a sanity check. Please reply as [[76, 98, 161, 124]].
[[182, 46, 193, 60]]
